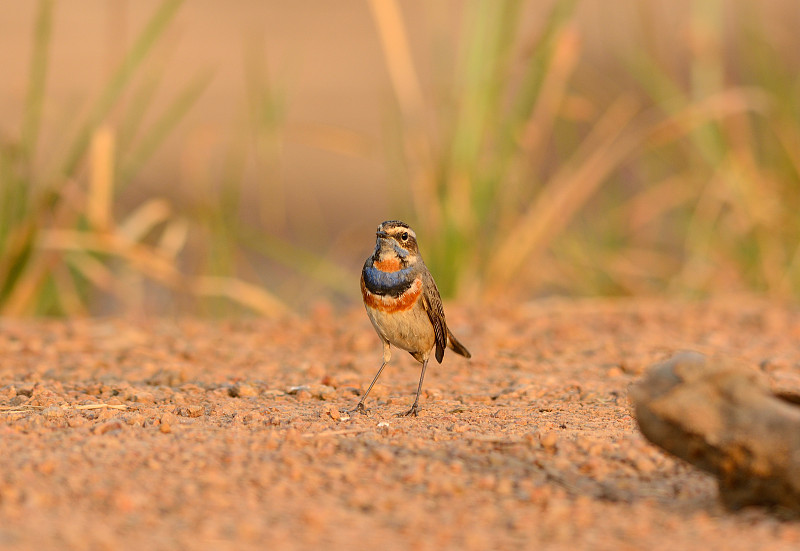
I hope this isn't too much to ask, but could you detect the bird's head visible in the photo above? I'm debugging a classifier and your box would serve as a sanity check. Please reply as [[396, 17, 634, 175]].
[[373, 220, 420, 267]]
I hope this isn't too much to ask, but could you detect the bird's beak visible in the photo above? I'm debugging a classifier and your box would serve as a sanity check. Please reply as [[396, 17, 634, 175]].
[[376, 230, 389, 239]]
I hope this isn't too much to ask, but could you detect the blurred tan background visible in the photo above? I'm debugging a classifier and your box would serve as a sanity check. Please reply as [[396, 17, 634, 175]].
[[1, 1, 799, 315]]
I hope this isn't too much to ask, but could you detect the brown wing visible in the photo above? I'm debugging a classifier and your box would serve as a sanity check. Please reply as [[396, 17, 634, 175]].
[[421, 269, 447, 363]]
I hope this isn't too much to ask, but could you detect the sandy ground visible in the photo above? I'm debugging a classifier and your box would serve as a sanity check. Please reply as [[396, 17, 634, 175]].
[[2, 298, 800, 550]]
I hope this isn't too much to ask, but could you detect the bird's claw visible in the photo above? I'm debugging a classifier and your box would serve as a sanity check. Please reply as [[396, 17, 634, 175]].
[[348, 402, 368, 415], [395, 404, 419, 417]]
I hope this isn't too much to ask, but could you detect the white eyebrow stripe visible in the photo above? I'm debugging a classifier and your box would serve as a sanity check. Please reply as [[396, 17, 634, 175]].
[[386, 227, 415, 237], [379, 222, 416, 239]]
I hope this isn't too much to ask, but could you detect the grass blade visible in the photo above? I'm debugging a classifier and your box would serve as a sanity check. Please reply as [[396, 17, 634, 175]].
[[57, 0, 184, 180], [20, 0, 54, 166], [118, 68, 214, 185]]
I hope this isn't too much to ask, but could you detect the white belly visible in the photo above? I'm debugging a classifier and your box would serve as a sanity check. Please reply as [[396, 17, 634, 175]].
[[365, 301, 435, 356]]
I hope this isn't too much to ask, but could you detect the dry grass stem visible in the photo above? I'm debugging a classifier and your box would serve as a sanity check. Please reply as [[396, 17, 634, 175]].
[[88, 126, 115, 231], [0, 403, 128, 414], [486, 96, 642, 295], [368, 0, 424, 120]]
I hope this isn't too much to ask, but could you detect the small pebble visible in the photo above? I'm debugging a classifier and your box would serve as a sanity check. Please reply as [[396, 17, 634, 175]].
[[324, 405, 341, 421], [229, 383, 259, 398], [132, 392, 155, 404], [93, 421, 123, 435], [67, 416, 87, 428], [177, 405, 204, 418], [540, 431, 559, 450]]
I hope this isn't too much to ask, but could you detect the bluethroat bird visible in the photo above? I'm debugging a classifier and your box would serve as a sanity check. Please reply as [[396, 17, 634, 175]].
[[354, 220, 471, 417]]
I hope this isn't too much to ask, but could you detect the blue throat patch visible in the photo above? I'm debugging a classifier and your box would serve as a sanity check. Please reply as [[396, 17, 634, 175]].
[[363, 264, 415, 297]]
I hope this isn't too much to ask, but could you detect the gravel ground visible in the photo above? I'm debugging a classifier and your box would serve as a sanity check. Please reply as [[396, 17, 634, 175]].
[[2, 298, 800, 550]]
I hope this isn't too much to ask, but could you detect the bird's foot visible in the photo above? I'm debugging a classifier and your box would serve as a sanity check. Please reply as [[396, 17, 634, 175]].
[[395, 403, 420, 417], [347, 402, 368, 415]]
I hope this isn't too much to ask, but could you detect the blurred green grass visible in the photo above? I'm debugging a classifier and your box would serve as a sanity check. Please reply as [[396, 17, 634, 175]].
[[1, 0, 799, 316], [377, 0, 800, 301]]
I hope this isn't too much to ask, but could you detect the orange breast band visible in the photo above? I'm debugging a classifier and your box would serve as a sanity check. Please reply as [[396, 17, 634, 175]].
[[373, 257, 402, 272], [361, 276, 422, 313]]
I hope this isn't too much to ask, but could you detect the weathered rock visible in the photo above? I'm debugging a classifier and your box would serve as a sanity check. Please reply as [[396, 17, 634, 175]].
[[632, 351, 800, 511]]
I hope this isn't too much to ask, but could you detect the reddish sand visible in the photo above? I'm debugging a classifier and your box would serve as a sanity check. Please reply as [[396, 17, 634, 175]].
[[2, 299, 800, 550]]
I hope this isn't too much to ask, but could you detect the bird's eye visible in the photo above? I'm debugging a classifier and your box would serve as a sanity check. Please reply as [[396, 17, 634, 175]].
[[401, 232, 409, 241]]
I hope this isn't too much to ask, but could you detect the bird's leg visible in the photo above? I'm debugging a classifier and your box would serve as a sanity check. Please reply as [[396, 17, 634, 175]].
[[397, 357, 428, 417], [350, 342, 391, 414]]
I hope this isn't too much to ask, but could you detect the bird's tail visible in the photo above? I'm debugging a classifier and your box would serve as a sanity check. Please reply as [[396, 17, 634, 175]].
[[446, 329, 471, 359]]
